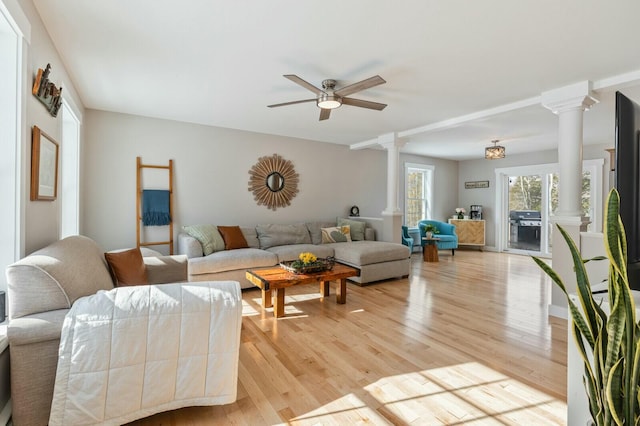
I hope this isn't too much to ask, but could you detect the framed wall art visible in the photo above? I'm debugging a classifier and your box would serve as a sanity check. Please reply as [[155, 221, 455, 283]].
[[464, 180, 489, 189], [30, 125, 59, 201]]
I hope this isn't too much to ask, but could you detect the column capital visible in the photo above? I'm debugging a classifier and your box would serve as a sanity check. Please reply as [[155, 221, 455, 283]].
[[377, 132, 406, 150], [541, 81, 598, 114]]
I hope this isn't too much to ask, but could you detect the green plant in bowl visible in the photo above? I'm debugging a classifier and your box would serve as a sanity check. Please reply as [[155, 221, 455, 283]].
[[423, 224, 439, 234]]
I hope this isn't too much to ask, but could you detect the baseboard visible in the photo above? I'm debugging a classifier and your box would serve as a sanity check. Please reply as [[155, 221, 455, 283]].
[[548, 303, 568, 319]]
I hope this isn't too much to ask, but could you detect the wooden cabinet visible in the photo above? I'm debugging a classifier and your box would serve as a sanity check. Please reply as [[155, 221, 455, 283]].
[[449, 219, 485, 247]]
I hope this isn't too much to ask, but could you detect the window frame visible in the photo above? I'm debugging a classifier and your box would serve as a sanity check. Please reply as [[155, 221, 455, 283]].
[[0, 2, 29, 294], [404, 162, 434, 228], [60, 98, 82, 238]]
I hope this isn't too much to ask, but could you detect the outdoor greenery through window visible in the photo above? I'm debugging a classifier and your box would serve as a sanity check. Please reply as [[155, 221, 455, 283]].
[[508, 172, 591, 216], [405, 164, 434, 228]]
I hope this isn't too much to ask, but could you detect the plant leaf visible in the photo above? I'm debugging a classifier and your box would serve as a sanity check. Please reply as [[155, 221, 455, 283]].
[[532, 255, 596, 347], [607, 358, 625, 425]]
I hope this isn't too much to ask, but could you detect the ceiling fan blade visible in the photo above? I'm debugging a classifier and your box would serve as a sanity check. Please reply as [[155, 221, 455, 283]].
[[284, 74, 325, 95], [342, 97, 387, 111], [267, 98, 317, 108], [334, 75, 386, 97], [319, 108, 331, 121]]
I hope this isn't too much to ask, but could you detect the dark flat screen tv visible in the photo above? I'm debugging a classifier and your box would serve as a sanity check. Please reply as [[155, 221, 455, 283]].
[[615, 91, 640, 290]]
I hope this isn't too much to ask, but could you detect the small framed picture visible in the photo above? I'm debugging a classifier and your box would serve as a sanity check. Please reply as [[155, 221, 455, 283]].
[[30, 125, 59, 201], [464, 180, 489, 189]]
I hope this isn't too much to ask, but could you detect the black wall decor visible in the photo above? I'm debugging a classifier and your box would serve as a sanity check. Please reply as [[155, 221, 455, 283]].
[[32, 63, 62, 117]]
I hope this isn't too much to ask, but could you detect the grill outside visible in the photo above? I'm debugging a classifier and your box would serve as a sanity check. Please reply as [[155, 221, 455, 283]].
[[509, 210, 541, 250]]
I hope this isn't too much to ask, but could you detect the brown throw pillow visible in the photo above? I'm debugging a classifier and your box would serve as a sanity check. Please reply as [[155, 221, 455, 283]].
[[217, 226, 249, 250], [104, 248, 148, 286]]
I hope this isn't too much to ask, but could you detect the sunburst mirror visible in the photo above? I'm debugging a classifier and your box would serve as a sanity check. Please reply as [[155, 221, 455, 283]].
[[248, 154, 299, 210]]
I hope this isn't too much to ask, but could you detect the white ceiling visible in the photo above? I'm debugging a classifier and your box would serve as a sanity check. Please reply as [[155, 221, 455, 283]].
[[32, 0, 640, 160]]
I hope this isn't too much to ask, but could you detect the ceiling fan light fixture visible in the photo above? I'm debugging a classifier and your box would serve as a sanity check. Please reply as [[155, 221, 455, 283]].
[[485, 140, 505, 160], [317, 94, 342, 109]]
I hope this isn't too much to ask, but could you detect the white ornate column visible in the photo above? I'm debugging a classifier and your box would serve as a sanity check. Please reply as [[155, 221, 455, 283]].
[[543, 82, 597, 219], [378, 132, 406, 243], [542, 82, 597, 315], [542, 82, 598, 426]]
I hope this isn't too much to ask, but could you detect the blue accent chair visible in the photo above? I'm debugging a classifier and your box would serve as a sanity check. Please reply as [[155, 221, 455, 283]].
[[418, 220, 458, 255], [401, 225, 414, 253]]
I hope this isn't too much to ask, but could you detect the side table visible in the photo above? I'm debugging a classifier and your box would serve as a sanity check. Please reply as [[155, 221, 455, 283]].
[[422, 237, 440, 262]]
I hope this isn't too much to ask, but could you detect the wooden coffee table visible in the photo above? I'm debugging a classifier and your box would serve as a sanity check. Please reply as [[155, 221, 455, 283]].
[[245, 263, 359, 318]]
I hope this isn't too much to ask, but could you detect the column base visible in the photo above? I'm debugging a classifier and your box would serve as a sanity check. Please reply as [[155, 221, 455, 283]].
[[380, 211, 403, 243], [550, 215, 590, 231]]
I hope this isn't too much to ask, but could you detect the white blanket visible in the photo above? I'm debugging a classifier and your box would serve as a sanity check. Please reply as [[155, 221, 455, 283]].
[[49, 281, 242, 426]]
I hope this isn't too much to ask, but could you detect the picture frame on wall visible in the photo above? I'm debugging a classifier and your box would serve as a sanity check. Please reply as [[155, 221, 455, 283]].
[[464, 180, 489, 189], [30, 125, 59, 201]]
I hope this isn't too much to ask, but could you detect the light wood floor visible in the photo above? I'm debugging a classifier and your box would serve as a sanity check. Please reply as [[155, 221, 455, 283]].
[[130, 250, 568, 425]]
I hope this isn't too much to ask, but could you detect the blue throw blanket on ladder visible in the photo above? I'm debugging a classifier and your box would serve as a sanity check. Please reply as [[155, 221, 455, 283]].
[[142, 190, 171, 226]]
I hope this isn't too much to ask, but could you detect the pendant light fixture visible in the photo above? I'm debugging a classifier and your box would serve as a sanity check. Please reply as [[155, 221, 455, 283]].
[[485, 139, 505, 159]]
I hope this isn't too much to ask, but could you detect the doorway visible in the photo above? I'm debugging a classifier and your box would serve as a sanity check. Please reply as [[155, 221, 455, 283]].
[[495, 159, 604, 257]]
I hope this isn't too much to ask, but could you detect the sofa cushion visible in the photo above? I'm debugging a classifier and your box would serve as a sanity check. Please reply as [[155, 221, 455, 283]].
[[144, 255, 188, 284], [337, 217, 366, 241], [321, 226, 352, 243], [328, 241, 410, 266], [104, 248, 149, 286], [140, 247, 163, 257], [256, 223, 311, 249], [241, 226, 260, 249], [6, 235, 114, 319], [188, 248, 278, 275], [266, 244, 334, 263], [218, 226, 249, 250], [182, 224, 225, 255], [433, 235, 457, 243], [306, 221, 337, 245]]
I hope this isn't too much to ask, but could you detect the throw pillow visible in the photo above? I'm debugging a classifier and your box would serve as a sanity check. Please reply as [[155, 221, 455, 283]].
[[104, 248, 148, 287], [218, 226, 249, 250], [182, 224, 225, 256], [256, 223, 312, 249], [337, 217, 366, 241], [306, 221, 338, 245], [321, 225, 352, 243]]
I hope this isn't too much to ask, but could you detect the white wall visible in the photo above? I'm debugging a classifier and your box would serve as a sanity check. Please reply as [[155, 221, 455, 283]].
[[82, 110, 389, 251], [17, 0, 85, 254]]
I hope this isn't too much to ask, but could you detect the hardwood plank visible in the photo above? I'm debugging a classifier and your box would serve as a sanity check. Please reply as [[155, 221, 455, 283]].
[[128, 250, 568, 425]]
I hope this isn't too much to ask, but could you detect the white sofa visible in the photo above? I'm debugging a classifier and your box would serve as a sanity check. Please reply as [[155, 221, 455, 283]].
[[5, 236, 242, 426], [178, 221, 411, 288]]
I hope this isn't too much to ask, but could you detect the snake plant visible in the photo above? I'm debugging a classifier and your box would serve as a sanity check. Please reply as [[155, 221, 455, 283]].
[[532, 189, 640, 425]]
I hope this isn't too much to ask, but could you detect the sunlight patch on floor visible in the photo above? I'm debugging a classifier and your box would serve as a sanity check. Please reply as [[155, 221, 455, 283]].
[[290, 362, 566, 425], [289, 392, 390, 425]]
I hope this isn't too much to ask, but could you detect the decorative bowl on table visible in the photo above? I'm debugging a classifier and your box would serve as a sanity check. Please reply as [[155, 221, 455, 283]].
[[280, 253, 335, 274]]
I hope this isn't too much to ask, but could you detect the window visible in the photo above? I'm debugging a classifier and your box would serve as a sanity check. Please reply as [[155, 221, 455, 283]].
[[0, 3, 25, 293], [404, 163, 434, 227], [60, 99, 81, 238]]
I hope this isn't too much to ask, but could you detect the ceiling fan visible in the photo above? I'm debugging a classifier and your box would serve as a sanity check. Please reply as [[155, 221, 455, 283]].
[[268, 74, 387, 121]]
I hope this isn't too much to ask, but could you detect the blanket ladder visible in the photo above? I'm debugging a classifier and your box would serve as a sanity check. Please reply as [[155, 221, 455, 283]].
[[136, 157, 174, 254]]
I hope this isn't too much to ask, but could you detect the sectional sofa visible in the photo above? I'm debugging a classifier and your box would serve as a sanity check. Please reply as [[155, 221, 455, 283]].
[[178, 220, 411, 288], [5, 235, 242, 426]]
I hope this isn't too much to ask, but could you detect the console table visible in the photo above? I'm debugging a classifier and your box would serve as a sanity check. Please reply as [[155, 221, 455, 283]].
[[448, 219, 485, 248]]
